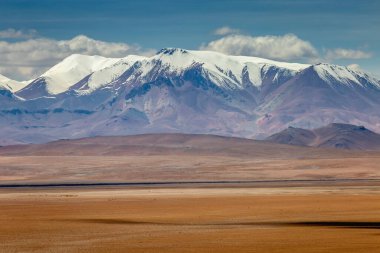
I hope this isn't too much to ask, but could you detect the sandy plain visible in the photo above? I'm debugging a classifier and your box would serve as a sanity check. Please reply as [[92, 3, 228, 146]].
[[2, 186, 380, 253]]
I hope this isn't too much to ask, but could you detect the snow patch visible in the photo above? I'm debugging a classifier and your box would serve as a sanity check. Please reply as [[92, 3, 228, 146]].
[[0, 74, 28, 92]]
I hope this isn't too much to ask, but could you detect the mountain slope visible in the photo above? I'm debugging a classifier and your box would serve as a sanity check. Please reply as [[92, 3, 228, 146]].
[[266, 123, 380, 150]]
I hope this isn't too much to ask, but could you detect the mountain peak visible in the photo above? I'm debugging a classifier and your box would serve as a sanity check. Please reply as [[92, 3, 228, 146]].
[[56, 54, 117, 66], [17, 54, 121, 97], [157, 48, 189, 55]]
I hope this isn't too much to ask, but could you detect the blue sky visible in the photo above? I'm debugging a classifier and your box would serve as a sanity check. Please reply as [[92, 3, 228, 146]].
[[0, 0, 379, 80]]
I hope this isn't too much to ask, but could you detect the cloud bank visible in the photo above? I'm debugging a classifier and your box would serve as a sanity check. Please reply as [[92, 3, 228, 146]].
[[203, 27, 373, 64], [325, 48, 372, 60], [0, 33, 155, 80], [0, 28, 38, 39], [202, 33, 319, 62]]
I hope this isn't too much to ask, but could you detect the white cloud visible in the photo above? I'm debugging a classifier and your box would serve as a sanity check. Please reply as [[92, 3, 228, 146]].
[[325, 48, 372, 60], [347, 64, 363, 72], [0, 35, 155, 80], [213, 26, 241, 36], [348, 64, 380, 79], [200, 34, 319, 62], [0, 28, 38, 39]]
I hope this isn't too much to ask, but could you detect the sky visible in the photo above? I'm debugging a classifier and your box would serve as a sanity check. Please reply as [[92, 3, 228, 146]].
[[0, 0, 379, 80]]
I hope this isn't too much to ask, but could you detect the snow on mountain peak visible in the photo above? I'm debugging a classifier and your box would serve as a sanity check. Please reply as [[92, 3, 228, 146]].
[[41, 54, 121, 94], [313, 63, 380, 88], [0, 73, 28, 92], [132, 48, 247, 88], [67, 48, 313, 94], [82, 55, 148, 92], [157, 48, 189, 55], [150, 48, 310, 88]]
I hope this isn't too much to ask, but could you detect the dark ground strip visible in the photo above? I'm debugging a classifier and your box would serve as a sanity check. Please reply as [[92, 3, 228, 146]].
[[2, 178, 380, 189], [65, 219, 380, 230], [291, 221, 380, 229]]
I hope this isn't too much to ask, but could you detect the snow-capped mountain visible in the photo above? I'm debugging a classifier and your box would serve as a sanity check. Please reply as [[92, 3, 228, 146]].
[[1, 48, 380, 144]]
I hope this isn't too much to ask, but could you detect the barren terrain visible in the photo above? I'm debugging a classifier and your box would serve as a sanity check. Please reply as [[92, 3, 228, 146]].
[[2, 187, 380, 253], [1, 134, 380, 184]]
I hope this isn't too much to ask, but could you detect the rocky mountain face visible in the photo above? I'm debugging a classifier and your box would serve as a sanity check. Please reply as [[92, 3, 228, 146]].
[[1, 48, 380, 145]]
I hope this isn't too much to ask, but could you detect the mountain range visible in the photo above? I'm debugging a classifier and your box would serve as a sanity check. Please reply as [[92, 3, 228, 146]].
[[1, 48, 380, 145]]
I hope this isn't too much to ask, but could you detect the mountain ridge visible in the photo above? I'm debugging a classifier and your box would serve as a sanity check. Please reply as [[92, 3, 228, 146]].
[[266, 123, 380, 150], [0, 132, 352, 157]]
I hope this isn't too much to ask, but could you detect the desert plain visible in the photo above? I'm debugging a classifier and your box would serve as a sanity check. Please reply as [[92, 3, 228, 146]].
[[2, 187, 380, 253], [1, 134, 380, 252]]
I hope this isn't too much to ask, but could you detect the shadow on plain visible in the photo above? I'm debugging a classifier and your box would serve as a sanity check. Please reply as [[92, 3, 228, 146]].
[[65, 219, 380, 229]]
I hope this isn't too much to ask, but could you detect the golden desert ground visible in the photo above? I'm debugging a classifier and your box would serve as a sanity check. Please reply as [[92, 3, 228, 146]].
[[2, 187, 380, 253], [1, 134, 380, 252]]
